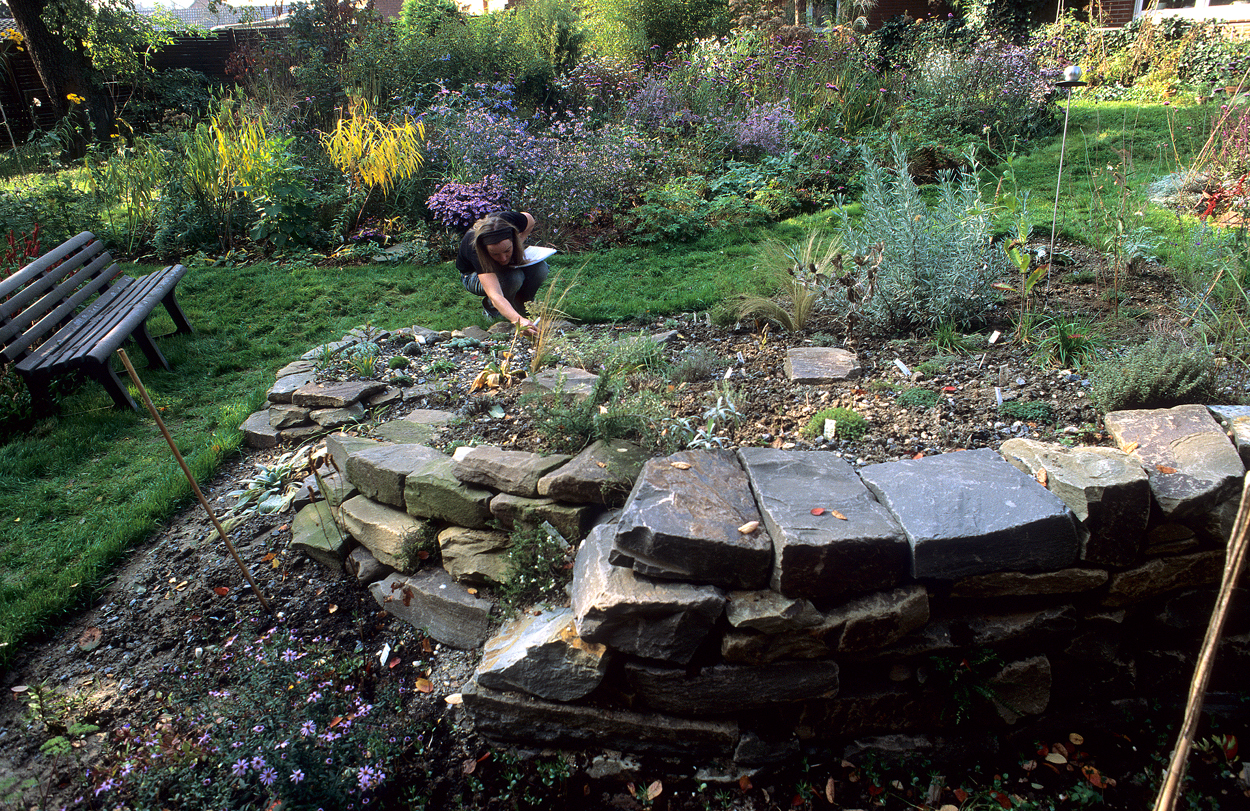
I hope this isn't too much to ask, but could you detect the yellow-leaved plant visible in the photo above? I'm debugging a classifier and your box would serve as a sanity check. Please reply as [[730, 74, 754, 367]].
[[323, 101, 425, 223]]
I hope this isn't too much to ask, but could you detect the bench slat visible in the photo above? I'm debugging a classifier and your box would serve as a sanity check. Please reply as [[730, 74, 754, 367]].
[[0, 238, 112, 338], [0, 252, 120, 361], [0, 231, 97, 302]]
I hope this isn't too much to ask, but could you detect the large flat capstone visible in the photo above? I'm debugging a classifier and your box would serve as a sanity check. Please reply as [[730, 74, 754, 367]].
[[614, 450, 770, 590], [346, 444, 444, 509], [858, 449, 1080, 580], [1104, 404, 1245, 518], [452, 447, 571, 497], [537, 439, 648, 506], [292, 380, 385, 408], [369, 569, 494, 649], [999, 438, 1150, 566], [404, 456, 493, 528], [737, 448, 909, 603], [476, 608, 608, 701], [339, 495, 429, 573], [572, 523, 725, 665]]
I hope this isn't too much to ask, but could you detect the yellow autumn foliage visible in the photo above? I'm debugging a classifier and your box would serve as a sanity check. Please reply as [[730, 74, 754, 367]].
[[323, 102, 425, 195]]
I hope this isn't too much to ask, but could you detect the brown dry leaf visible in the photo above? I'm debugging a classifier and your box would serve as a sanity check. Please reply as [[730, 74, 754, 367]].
[[175, 580, 189, 591], [912, 452, 925, 460], [422, 638, 433, 654], [1082, 765, 1105, 789], [739, 774, 753, 792], [1069, 732, 1085, 746], [830, 510, 847, 520], [1053, 742, 1070, 758], [402, 587, 415, 607], [1044, 752, 1067, 765], [77, 626, 102, 652], [596, 462, 606, 468], [444, 693, 463, 705], [415, 677, 434, 693], [213, 586, 230, 596], [261, 552, 277, 563], [1036, 467, 1048, 487], [1121, 441, 1140, 454], [271, 557, 281, 569], [811, 507, 826, 516], [328, 604, 338, 614], [462, 758, 478, 776], [388, 657, 400, 669], [1021, 759, 1038, 772], [738, 521, 760, 534], [646, 780, 663, 801], [467, 588, 478, 595], [670, 461, 692, 470], [1156, 464, 1178, 474], [825, 777, 835, 804]]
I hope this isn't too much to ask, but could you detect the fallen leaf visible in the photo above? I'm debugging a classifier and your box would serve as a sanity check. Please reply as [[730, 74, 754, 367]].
[[1121, 441, 1139, 454], [444, 693, 463, 705], [1044, 752, 1067, 765], [422, 638, 433, 654], [670, 461, 692, 470], [271, 557, 280, 569], [596, 462, 606, 468], [1036, 467, 1048, 487], [738, 521, 760, 534], [175, 580, 188, 591], [953, 788, 969, 803], [1082, 765, 1105, 789], [811, 507, 826, 516], [912, 452, 925, 460], [262, 552, 277, 562], [213, 586, 230, 596], [1156, 464, 1177, 474], [77, 626, 102, 652], [329, 716, 343, 728], [825, 777, 835, 803], [328, 604, 338, 614], [415, 677, 434, 693], [943, 386, 957, 392], [418, 550, 430, 560], [467, 588, 478, 595], [402, 587, 414, 607], [1069, 732, 1085, 746], [646, 780, 663, 801], [1021, 759, 1037, 772], [1054, 742, 1069, 758], [830, 510, 847, 520], [462, 758, 478, 775], [388, 657, 400, 669]]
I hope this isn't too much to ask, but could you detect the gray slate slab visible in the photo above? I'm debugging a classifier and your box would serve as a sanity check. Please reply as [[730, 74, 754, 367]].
[[572, 523, 726, 665], [614, 450, 770, 590], [476, 608, 609, 701], [374, 408, 454, 445], [489, 493, 599, 542], [999, 438, 1150, 566], [725, 590, 823, 634], [537, 439, 648, 506], [405, 457, 494, 528], [523, 366, 600, 398], [242, 410, 279, 449], [783, 347, 862, 383], [624, 659, 839, 715], [310, 402, 365, 428], [369, 569, 494, 649], [269, 404, 311, 429], [267, 371, 315, 404], [291, 380, 385, 408], [290, 501, 347, 570], [346, 444, 444, 509], [462, 680, 738, 759], [1103, 550, 1225, 608], [1208, 405, 1250, 467], [738, 448, 909, 603], [858, 448, 1080, 580], [339, 495, 429, 573], [325, 432, 390, 473], [437, 526, 512, 584], [950, 568, 1108, 599], [452, 447, 571, 497], [1104, 404, 1245, 518], [822, 584, 929, 653]]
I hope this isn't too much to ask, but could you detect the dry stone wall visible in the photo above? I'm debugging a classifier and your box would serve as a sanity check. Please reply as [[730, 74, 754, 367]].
[[273, 343, 1248, 770]]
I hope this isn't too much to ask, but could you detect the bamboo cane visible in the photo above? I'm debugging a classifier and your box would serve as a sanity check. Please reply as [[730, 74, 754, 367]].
[[1151, 475, 1250, 811], [116, 348, 272, 613]]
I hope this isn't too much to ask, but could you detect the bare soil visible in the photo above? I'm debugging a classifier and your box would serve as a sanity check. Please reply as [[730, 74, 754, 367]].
[[2, 250, 1248, 810]]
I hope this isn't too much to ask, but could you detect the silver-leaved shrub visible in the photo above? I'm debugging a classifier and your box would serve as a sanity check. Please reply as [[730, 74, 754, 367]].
[[835, 136, 1005, 333]]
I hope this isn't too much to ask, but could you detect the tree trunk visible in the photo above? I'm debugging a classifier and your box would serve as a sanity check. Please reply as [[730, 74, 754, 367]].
[[8, 0, 111, 146]]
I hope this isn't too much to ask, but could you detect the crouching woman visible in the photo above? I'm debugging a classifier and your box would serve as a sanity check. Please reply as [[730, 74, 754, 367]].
[[456, 211, 548, 333]]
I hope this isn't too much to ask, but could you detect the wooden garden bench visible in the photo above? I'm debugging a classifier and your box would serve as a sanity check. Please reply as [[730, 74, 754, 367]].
[[0, 231, 192, 411]]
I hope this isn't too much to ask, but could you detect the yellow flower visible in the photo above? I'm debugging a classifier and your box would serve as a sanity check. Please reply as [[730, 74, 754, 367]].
[[66, 93, 85, 105]]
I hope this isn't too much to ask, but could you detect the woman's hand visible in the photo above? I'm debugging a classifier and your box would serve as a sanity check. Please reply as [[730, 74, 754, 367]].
[[515, 317, 538, 337]]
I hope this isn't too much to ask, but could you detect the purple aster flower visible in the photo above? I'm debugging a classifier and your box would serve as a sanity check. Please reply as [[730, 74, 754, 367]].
[[260, 767, 278, 787], [290, 769, 305, 784], [231, 759, 249, 777]]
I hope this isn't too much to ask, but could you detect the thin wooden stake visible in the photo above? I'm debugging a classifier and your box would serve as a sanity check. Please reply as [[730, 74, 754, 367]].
[[116, 348, 272, 613], [1151, 475, 1250, 811]]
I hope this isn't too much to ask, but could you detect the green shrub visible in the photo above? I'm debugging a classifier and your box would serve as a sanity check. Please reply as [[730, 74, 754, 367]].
[[801, 406, 868, 440], [630, 176, 712, 243], [834, 136, 1006, 333], [1089, 339, 1220, 413], [999, 399, 1055, 423], [897, 387, 941, 409], [915, 355, 955, 377], [497, 523, 575, 614]]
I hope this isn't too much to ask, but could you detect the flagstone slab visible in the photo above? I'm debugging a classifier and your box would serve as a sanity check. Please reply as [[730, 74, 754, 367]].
[[452, 447, 571, 497], [291, 380, 385, 408], [522, 366, 600, 398], [242, 410, 279, 449], [572, 523, 726, 665], [374, 408, 455, 444], [614, 450, 770, 590], [784, 347, 861, 383], [340, 495, 430, 573], [1103, 550, 1226, 608], [369, 569, 494, 649], [489, 492, 599, 541], [477, 608, 608, 701], [1104, 404, 1244, 518], [737, 448, 909, 603], [346, 444, 444, 509], [267, 371, 316, 404], [437, 526, 512, 584], [310, 402, 365, 428], [1209, 405, 1250, 467], [405, 457, 494, 528], [858, 449, 1080, 580], [999, 438, 1149, 566], [291, 501, 347, 569], [269, 404, 311, 429], [538, 439, 648, 506]]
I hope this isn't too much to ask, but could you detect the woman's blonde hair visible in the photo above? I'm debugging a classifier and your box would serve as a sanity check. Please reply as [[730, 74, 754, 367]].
[[470, 213, 522, 275]]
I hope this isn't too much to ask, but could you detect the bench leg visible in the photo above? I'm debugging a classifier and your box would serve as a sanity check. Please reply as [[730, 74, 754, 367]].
[[90, 361, 139, 410], [132, 321, 171, 371], [19, 371, 59, 415], [162, 289, 194, 335]]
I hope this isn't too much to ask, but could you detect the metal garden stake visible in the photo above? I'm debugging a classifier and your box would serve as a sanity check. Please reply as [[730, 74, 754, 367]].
[[1047, 66, 1087, 292]]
